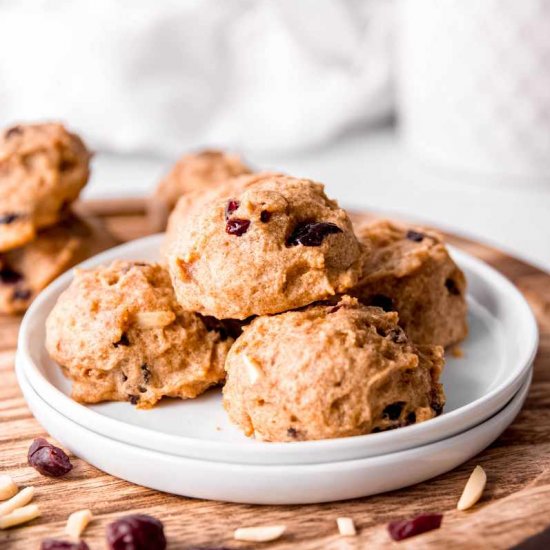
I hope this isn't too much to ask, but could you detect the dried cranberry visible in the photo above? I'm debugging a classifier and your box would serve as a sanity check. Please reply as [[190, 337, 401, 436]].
[[225, 200, 240, 220], [5, 125, 23, 139], [141, 364, 151, 384], [113, 333, 130, 348], [128, 395, 139, 405], [510, 525, 550, 549], [28, 438, 73, 477], [12, 288, 32, 301], [0, 213, 20, 224], [368, 294, 394, 312], [406, 230, 425, 242], [41, 540, 90, 550], [225, 218, 250, 236], [286, 221, 342, 247], [260, 210, 271, 223], [383, 402, 404, 421], [287, 427, 299, 439], [106, 514, 166, 550], [0, 266, 23, 284], [388, 513, 443, 541], [445, 278, 461, 296]]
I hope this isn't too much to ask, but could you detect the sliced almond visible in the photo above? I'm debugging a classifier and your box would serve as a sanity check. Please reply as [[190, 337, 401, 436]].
[[0, 486, 34, 517], [0, 476, 18, 501], [134, 310, 175, 329], [337, 517, 357, 536], [0, 504, 41, 529], [457, 465, 487, 511], [242, 354, 262, 384], [234, 525, 286, 542], [65, 508, 93, 539]]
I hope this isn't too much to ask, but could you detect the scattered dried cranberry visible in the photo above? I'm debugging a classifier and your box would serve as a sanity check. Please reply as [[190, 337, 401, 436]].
[[260, 210, 271, 223], [226, 218, 250, 236], [406, 230, 425, 242], [388, 513, 443, 541], [41, 540, 90, 550], [369, 294, 394, 312], [225, 199, 240, 220], [510, 525, 550, 549], [113, 333, 130, 347], [0, 212, 20, 224], [28, 438, 73, 477], [383, 402, 404, 421], [106, 514, 166, 550], [286, 221, 342, 247], [12, 288, 32, 301], [0, 266, 23, 284], [445, 278, 461, 296], [5, 125, 23, 139]]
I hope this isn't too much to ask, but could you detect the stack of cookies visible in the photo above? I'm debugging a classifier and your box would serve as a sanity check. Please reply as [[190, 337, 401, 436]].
[[0, 123, 118, 314], [46, 151, 468, 443]]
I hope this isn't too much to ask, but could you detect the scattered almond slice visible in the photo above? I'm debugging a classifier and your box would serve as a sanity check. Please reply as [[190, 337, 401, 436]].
[[65, 508, 93, 539], [457, 465, 487, 511], [0, 486, 34, 517], [0, 476, 18, 501], [242, 354, 262, 384], [337, 517, 357, 536], [234, 525, 286, 542], [134, 310, 176, 329], [0, 504, 41, 529]]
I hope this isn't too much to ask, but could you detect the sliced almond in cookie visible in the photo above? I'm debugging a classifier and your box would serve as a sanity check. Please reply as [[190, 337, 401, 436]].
[[0, 486, 34, 516], [234, 525, 286, 542], [457, 465, 487, 511], [134, 311, 175, 329], [65, 508, 93, 539], [0, 475, 17, 501], [0, 504, 41, 529], [242, 354, 262, 384]]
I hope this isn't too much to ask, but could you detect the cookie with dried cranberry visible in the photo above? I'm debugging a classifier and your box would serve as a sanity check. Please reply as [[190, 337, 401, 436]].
[[223, 296, 445, 442], [352, 219, 468, 347], [0, 214, 118, 315], [46, 261, 233, 408], [155, 149, 252, 213], [0, 123, 91, 252], [168, 174, 363, 319]]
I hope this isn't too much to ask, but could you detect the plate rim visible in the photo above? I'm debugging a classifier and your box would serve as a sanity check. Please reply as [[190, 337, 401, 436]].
[[17, 234, 539, 465]]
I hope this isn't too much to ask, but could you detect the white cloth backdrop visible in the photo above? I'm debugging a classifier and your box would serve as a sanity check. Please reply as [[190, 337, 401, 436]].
[[0, 0, 394, 155]]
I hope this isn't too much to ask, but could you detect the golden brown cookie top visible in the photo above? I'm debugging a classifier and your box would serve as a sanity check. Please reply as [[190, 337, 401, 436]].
[[223, 296, 445, 441], [0, 122, 91, 252], [155, 149, 252, 211], [168, 174, 363, 319]]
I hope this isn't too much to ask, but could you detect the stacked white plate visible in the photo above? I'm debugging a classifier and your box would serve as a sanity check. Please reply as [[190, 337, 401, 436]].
[[16, 235, 538, 505]]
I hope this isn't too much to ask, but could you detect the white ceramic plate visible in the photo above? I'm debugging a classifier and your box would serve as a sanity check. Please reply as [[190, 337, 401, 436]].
[[17, 361, 532, 504], [18, 235, 538, 465]]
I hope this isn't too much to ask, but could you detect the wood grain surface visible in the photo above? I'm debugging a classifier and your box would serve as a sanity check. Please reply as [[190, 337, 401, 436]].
[[1, 199, 549, 550]]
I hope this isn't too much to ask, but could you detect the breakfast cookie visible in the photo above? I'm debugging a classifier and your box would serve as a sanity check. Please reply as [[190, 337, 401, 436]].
[[0, 214, 118, 314], [155, 149, 252, 212], [0, 123, 91, 252], [223, 296, 445, 442], [168, 174, 363, 319], [352, 219, 468, 347], [46, 261, 233, 408]]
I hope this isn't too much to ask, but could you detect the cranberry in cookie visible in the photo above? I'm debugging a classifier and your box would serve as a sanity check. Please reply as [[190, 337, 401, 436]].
[[0, 123, 91, 252], [46, 261, 233, 408], [168, 174, 363, 319], [223, 296, 445, 442], [352, 220, 468, 347]]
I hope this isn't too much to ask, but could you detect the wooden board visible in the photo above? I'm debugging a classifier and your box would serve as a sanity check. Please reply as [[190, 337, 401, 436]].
[[1, 199, 549, 550]]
